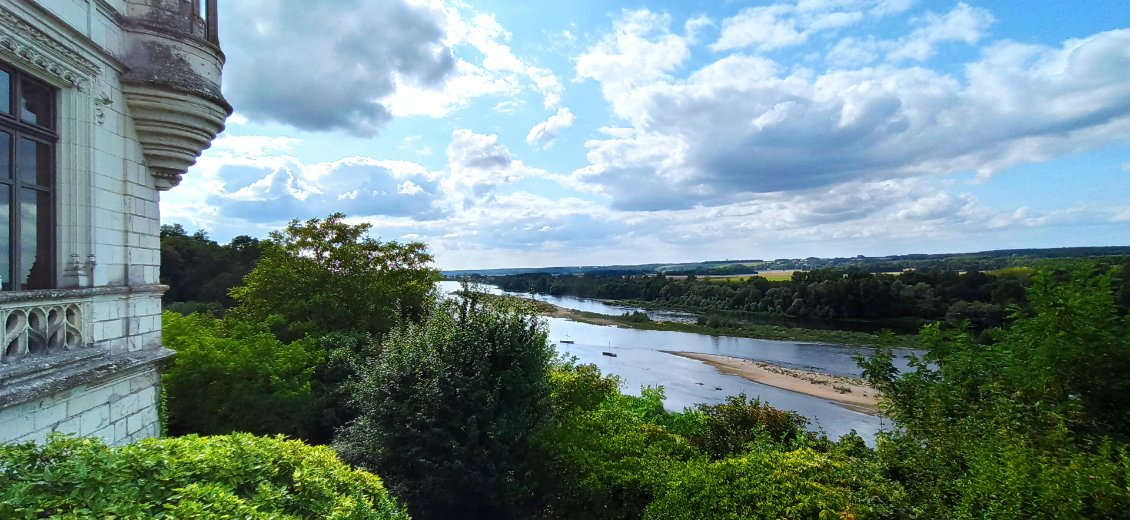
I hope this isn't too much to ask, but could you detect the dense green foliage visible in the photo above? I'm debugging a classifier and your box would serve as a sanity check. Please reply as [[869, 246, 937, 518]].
[[692, 393, 810, 460], [860, 267, 1130, 518], [151, 214, 1130, 520], [335, 292, 554, 519], [530, 362, 906, 519], [0, 433, 408, 519], [160, 224, 261, 311], [232, 213, 439, 339], [642, 448, 905, 520], [484, 267, 1041, 333], [162, 311, 323, 438]]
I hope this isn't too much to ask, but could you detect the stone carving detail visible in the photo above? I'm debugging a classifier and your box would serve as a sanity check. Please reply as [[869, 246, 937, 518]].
[[0, 4, 101, 89], [94, 91, 113, 125], [1, 303, 86, 365]]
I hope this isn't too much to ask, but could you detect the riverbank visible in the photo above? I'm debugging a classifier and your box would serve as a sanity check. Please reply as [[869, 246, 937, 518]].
[[665, 352, 880, 415], [531, 299, 915, 348]]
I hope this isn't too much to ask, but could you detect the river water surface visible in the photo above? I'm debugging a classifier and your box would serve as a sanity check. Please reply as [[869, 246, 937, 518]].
[[440, 281, 919, 442]]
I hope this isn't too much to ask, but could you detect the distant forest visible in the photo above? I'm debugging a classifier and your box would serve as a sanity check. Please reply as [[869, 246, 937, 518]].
[[159, 224, 1128, 336], [159, 224, 262, 313], [444, 246, 1130, 277], [472, 256, 1130, 336]]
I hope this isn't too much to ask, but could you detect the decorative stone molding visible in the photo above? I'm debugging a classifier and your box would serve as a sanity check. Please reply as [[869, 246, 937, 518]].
[[0, 300, 89, 366], [94, 90, 113, 125], [0, 284, 167, 305], [121, 83, 228, 190], [0, 4, 101, 89], [0, 346, 174, 410]]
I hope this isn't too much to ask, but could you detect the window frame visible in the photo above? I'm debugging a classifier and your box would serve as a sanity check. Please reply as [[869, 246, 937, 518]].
[[0, 61, 57, 292]]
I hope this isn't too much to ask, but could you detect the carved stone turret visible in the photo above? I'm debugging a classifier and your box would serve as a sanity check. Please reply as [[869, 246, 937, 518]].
[[119, 0, 230, 190]]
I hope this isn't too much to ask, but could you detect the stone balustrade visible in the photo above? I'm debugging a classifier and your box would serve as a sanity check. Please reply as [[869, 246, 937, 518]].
[[0, 297, 90, 365]]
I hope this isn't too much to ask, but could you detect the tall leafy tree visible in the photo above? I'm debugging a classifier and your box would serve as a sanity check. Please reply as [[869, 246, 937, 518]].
[[335, 291, 554, 519], [231, 213, 439, 338], [160, 225, 261, 309]]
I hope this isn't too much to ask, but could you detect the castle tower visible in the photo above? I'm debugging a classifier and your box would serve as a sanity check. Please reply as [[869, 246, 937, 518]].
[[0, 0, 230, 445]]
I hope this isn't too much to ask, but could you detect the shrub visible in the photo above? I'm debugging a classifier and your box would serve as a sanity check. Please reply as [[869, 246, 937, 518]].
[[335, 293, 554, 519], [643, 447, 908, 519], [0, 433, 409, 519], [162, 311, 323, 439], [531, 375, 700, 520], [693, 393, 810, 459]]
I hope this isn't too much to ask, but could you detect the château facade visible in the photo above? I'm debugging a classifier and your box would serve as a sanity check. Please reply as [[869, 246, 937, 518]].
[[0, 0, 228, 444]]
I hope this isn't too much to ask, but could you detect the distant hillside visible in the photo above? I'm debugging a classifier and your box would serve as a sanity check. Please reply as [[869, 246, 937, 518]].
[[442, 246, 1130, 278]]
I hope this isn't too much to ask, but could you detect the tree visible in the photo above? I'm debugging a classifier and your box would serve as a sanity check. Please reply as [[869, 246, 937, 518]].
[[160, 225, 261, 310], [231, 213, 439, 339], [858, 267, 1130, 517], [335, 291, 554, 519], [161, 311, 323, 439]]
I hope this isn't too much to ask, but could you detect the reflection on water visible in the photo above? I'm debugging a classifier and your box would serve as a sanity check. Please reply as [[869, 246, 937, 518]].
[[439, 281, 917, 443]]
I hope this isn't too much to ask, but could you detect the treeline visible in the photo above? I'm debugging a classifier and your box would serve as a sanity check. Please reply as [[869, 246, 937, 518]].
[[749, 246, 1130, 272], [480, 261, 1130, 334], [444, 246, 1130, 277], [159, 224, 261, 312]]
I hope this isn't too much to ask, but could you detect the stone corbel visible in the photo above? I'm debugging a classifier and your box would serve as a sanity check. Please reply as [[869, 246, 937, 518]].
[[63, 254, 97, 289]]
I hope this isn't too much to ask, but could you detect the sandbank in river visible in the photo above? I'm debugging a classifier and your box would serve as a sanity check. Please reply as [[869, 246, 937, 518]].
[[525, 295, 883, 415], [665, 352, 880, 415]]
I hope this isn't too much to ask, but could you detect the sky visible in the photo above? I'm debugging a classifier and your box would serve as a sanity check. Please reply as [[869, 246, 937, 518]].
[[161, 0, 1130, 270]]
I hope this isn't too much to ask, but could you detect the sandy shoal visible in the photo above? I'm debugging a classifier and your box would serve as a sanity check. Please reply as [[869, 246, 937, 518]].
[[542, 305, 623, 327], [667, 352, 880, 415]]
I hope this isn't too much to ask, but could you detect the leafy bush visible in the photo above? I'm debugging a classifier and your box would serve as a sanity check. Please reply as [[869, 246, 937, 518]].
[[335, 293, 554, 519], [0, 433, 408, 519], [644, 448, 908, 519], [860, 268, 1130, 517], [547, 358, 622, 414], [162, 311, 323, 439], [692, 393, 810, 459], [947, 435, 1130, 519], [532, 390, 699, 520]]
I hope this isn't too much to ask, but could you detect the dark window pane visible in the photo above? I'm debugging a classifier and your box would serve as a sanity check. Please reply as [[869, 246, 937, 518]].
[[19, 189, 50, 290], [19, 78, 51, 128], [0, 131, 9, 179], [0, 186, 8, 291], [16, 138, 50, 186], [0, 69, 9, 114]]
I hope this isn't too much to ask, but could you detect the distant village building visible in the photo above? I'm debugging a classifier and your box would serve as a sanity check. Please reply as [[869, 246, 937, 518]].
[[0, 0, 228, 444]]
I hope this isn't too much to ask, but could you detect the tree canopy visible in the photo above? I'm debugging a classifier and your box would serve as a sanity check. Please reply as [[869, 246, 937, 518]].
[[335, 290, 554, 519], [231, 213, 439, 339]]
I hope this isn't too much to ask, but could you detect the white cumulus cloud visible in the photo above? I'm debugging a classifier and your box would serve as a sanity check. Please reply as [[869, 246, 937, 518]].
[[526, 107, 576, 148]]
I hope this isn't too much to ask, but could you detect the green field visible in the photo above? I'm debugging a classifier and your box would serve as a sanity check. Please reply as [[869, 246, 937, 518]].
[[697, 270, 798, 283]]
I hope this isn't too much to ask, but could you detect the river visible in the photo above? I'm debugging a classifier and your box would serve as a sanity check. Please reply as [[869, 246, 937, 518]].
[[439, 281, 919, 442]]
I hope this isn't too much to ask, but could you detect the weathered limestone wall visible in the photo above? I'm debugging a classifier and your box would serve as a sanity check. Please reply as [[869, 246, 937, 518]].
[[0, 0, 225, 446], [0, 364, 162, 445]]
